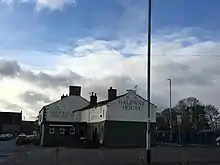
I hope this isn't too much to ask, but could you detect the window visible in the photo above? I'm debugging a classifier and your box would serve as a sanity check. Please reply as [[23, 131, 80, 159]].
[[70, 127, 75, 135], [49, 127, 55, 134], [60, 128, 65, 134]]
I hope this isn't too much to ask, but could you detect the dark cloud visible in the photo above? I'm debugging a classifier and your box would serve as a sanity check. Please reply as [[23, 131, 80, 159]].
[[0, 60, 22, 77], [20, 90, 51, 104], [0, 59, 85, 88], [172, 75, 212, 86], [20, 69, 84, 88], [1, 57, 220, 113]]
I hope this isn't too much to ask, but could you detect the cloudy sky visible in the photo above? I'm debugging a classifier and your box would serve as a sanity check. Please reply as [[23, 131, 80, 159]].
[[0, 0, 220, 120]]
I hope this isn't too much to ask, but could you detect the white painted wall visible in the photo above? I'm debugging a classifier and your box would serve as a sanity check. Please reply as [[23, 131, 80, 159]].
[[73, 105, 107, 123], [38, 109, 44, 125], [74, 109, 89, 123], [106, 90, 157, 122], [72, 90, 157, 123], [45, 95, 89, 122], [89, 105, 107, 123]]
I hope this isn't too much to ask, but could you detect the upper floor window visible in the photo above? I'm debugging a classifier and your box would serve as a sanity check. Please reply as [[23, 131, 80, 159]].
[[49, 127, 55, 134], [60, 128, 65, 134], [70, 127, 75, 135]]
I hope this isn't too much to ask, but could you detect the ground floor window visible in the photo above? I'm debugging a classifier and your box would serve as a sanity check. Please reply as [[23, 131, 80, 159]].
[[49, 127, 55, 134], [70, 127, 75, 135], [60, 128, 65, 134]]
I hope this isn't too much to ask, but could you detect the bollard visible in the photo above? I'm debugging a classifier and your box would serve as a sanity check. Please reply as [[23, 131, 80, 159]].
[[99, 147, 103, 165], [55, 148, 60, 165], [181, 147, 187, 165], [139, 151, 145, 165]]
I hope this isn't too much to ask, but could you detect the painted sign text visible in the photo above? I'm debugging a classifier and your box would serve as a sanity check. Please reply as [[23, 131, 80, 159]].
[[118, 99, 144, 110], [50, 110, 73, 119]]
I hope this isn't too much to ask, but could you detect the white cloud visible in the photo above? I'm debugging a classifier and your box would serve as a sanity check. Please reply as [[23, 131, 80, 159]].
[[1, 28, 220, 120], [0, 0, 76, 11], [0, 0, 13, 5], [35, 0, 76, 11]]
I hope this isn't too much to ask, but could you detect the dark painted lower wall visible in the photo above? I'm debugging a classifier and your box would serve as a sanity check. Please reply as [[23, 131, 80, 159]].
[[87, 120, 156, 148], [39, 120, 156, 148], [103, 121, 156, 147], [40, 121, 87, 147]]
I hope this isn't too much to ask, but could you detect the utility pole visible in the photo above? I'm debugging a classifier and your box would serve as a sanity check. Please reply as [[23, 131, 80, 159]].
[[168, 78, 172, 143], [146, 0, 152, 164]]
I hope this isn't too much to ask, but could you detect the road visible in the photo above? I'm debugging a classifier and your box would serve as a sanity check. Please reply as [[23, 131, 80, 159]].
[[1, 142, 220, 165], [0, 139, 16, 164]]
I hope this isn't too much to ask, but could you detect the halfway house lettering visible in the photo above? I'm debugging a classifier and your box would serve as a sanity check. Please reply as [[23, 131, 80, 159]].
[[50, 109, 73, 119], [118, 99, 144, 110]]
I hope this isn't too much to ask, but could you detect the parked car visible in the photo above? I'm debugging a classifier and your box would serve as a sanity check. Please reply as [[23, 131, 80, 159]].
[[0, 134, 13, 141], [0, 134, 7, 141], [16, 135, 28, 145], [26, 135, 35, 143], [216, 136, 220, 146]]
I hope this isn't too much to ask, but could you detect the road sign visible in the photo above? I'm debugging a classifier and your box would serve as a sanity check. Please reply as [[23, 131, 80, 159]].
[[177, 115, 182, 124]]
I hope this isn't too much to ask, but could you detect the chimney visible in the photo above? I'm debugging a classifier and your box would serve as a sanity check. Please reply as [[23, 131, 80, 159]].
[[90, 92, 97, 105], [108, 87, 117, 101], [61, 94, 65, 99], [61, 94, 68, 99], [69, 86, 81, 96]]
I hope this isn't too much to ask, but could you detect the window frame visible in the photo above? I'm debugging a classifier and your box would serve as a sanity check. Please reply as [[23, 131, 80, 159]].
[[69, 127, 75, 135], [49, 127, 55, 134], [59, 128, 65, 135]]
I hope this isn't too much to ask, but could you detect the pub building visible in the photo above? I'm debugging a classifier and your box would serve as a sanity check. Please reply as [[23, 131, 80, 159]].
[[37, 86, 157, 147], [73, 87, 157, 147], [38, 86, 90, 146]]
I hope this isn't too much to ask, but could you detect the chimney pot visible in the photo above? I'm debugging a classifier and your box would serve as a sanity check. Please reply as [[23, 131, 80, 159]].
[[61, 94, 65, 99], [90, 92, 97, 105]]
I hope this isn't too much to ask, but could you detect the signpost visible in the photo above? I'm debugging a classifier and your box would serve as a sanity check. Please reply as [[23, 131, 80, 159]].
[[177, 115, 182, 144]]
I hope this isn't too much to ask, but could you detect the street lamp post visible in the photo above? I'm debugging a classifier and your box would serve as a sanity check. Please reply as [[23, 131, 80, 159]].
[[146, 0, 152, 164], [168, 78, 172, 143]]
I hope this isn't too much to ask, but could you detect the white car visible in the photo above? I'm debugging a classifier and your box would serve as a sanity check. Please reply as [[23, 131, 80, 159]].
[[0, 134, 11, 140]]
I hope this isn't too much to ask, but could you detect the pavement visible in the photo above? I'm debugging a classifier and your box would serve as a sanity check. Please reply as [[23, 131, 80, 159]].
[[0, 139, 17, 164], [1, 141, 220, 165]]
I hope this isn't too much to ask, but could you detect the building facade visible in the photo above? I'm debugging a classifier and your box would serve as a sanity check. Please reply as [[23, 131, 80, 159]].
[[74, 87, 157, 147], [21, 121, 36, 135], [37, 86, 157, 148], [38, 86, 90, 146], [0, 111, 22, 134]]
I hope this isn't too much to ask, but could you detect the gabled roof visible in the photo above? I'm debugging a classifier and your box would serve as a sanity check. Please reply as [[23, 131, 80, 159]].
[[39, 95, 89, 113], [74, 94, 126, 112], [136, 95, 157, 108], [74, 92, 157, 113]]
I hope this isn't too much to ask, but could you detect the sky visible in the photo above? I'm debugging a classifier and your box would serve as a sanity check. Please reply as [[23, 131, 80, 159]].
[[1, 0, 220, 120]]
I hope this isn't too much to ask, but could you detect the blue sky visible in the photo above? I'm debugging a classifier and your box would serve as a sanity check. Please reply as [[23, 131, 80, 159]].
[[0, 0, 220, 56], [2, 0, 220, 119]]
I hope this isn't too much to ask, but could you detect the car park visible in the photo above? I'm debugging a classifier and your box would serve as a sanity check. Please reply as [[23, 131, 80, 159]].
[[0, 133, 13, 141], [16, 135, 28, 145]]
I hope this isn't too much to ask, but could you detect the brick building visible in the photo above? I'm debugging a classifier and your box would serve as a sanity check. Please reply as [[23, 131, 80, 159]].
[[0, 111, 22, 134]]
